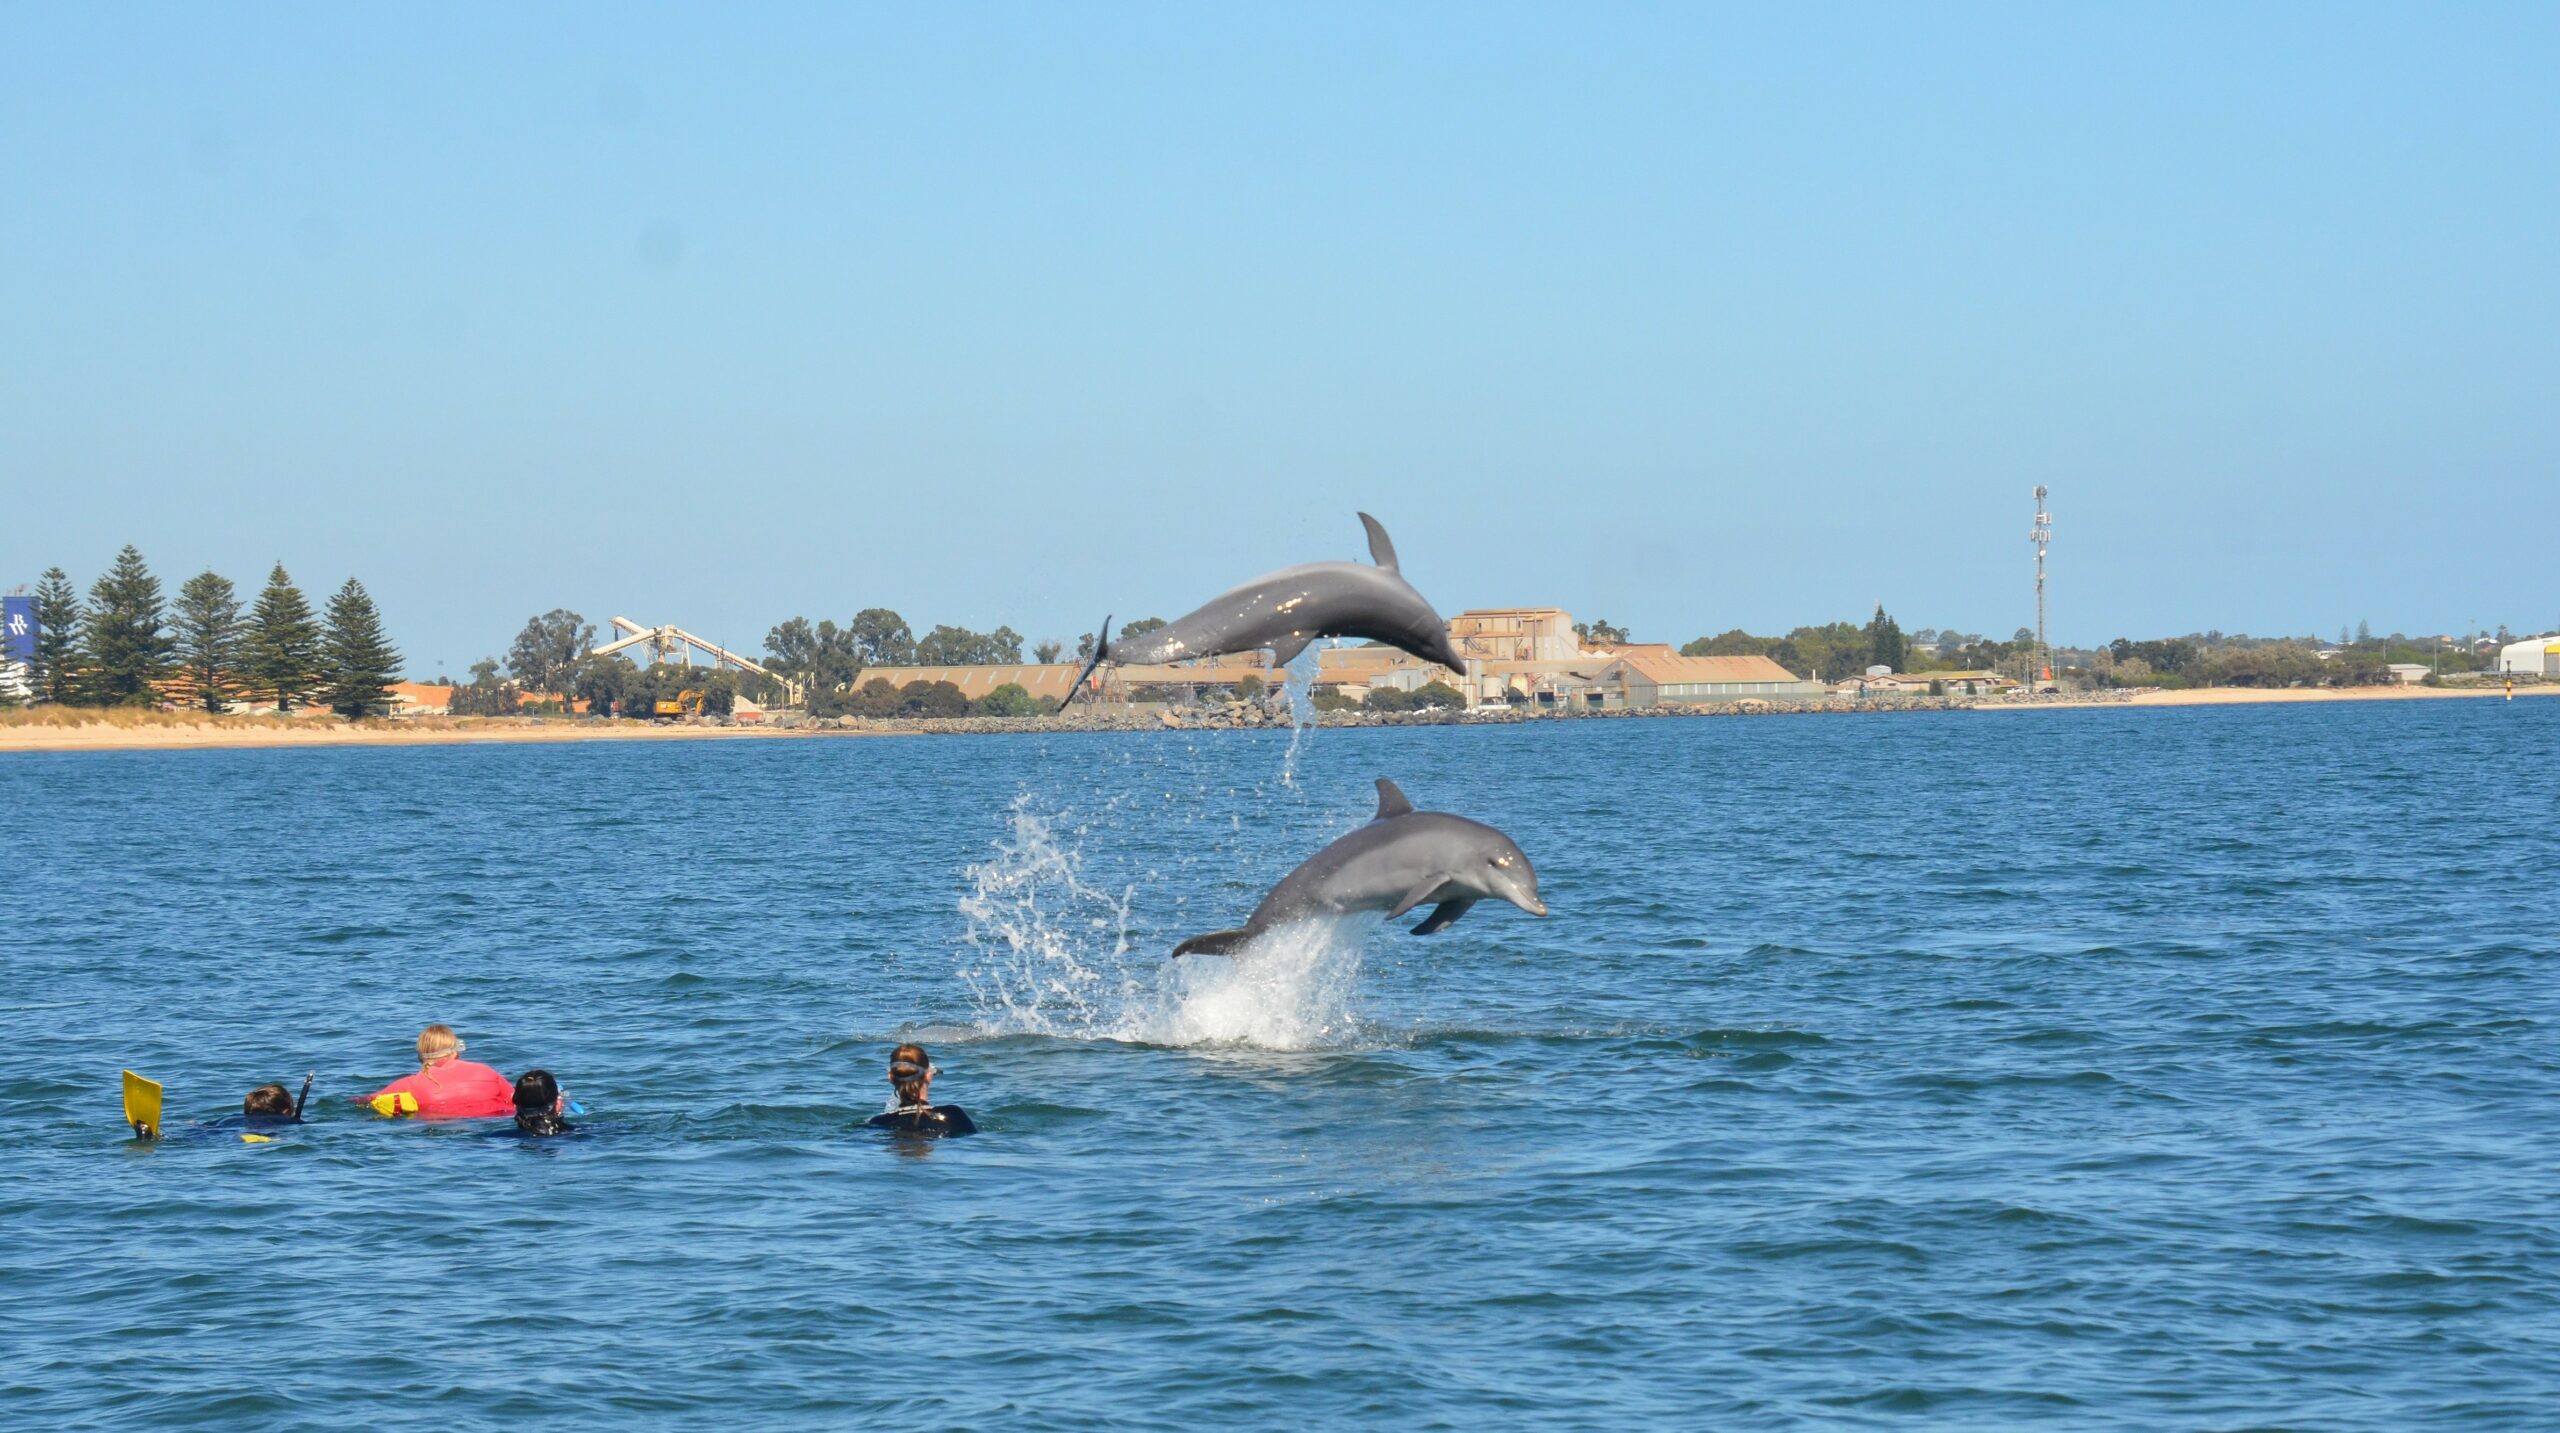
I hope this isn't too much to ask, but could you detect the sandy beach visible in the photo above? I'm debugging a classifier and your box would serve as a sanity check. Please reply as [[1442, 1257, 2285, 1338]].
[[1983, 683, 2558, 713], [0, 714, 860, 754], [3, 681, 2549, 754]]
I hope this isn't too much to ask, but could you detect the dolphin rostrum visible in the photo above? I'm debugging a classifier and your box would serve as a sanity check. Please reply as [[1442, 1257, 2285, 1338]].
[[1061, 513, 1467, 710], [1171, 779, 1546, 957]]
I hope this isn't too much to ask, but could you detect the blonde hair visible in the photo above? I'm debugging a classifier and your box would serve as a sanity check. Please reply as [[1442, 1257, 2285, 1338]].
[[417, 1024, 463, 1065]]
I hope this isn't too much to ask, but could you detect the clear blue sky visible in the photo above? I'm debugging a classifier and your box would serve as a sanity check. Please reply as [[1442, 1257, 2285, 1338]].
[[4, 4, 2554, 673]]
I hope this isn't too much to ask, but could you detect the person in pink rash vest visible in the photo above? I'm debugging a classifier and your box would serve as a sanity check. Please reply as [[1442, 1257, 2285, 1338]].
[[363, 1024, 516, 1117]]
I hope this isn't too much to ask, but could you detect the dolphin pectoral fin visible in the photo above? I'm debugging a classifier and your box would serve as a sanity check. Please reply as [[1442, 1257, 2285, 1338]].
[[1267, 631, 1312, 670], [1372, 778, 1415, 820], [1172, 928, 1252, 958], [1409, 899, 1476, 936], [1058, 614, 1113, 713], [1358, 512, 1399, 572], [1386, 876, 1452, 921]]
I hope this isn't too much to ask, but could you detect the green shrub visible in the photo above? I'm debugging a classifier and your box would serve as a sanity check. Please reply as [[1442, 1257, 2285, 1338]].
[[850, 677, 902, 718], [900, 679, 969, 718], [1365, 686, 1417, 712], [1411, 681, 1465, 709], [1233, 674, 1265, 699], [975, 682, 1039, 717]]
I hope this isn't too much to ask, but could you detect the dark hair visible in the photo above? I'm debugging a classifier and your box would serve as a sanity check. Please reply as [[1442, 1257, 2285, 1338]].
[[243, 1083, 295, 1118], [513, 1069, 571, 1135], [889, 1044, 932, 1105], [514, 1068, 560, 1113]]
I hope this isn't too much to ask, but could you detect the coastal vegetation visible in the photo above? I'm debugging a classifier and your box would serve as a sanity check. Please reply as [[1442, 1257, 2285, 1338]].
[[12, 556, 2523, 728], [1682, 606, 2504, 690], [6, 548, 398, 717]]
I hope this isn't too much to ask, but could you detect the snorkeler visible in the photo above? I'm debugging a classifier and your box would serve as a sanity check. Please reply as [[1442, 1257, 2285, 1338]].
[[864, 1043, 977, 1136], [230, 1081, 306, 1125], [121, 1071, 311, 1142], [511, 1069, 575, 1136], [362, 1024, 516, 1118]]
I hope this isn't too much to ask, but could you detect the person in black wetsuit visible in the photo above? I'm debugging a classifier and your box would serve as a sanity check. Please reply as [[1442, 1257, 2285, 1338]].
[[865, 1043, 976, 1136], [198, 1079, 307, 1136], [512, 1069, 574, 1136], [243, 1083, 297, 1119]]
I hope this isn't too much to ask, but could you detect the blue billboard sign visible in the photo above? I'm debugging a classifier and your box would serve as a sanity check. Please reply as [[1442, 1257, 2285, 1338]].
[[3, 594, 34, 666]]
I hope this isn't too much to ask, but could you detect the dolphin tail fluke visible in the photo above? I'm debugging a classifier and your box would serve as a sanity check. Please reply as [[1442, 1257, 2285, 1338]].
[[1058, 614, 1113, 713], [1171, 928, 1252, 958]]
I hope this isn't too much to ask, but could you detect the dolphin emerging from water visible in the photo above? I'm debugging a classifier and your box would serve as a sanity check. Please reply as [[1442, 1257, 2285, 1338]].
[[1171, 779, 1546, 957], [1060, 513, 1466, 710]]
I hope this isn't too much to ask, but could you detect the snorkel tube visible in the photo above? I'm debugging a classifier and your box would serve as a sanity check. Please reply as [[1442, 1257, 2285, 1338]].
[[292, 1072, 315, 1122]]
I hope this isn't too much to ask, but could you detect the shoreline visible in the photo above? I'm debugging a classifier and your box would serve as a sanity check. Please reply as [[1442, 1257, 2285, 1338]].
[[1, 681, 2547, 754], [1972, 683, 2557, 713], [0, 715, 892, 755]]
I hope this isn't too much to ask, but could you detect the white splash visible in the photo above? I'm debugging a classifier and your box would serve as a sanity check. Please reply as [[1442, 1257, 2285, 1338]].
[[1276, 640, 1324, 789], [955, 794, 1137, 1035], [956, 796, 1368, 1051], [1146, 917, 1366, 1049]]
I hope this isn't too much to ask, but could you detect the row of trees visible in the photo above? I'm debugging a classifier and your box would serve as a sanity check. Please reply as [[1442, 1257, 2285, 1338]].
[[1312, 680, 1467, 714], [450, 606, 1082, 721], [2093, 636, 2448, 689], [745, 611, 1171, 717], [1682, 607, 2074, 681], [8, 548, 401, 717], [1681, 606, 1928, 680], [841, 677, 1041, 719], [1677, 605, 2535, 692], [445, 654, 744, 720]]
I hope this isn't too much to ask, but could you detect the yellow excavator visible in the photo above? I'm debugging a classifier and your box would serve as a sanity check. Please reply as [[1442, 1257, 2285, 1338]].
[[650, 689, 707, 719]]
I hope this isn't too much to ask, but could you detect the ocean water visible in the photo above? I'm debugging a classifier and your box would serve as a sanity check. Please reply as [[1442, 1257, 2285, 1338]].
[[2, 702, 2554, 1429]]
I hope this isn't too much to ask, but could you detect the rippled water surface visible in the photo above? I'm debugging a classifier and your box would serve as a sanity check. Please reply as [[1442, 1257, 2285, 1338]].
[[4, 703, 2555, 1428]]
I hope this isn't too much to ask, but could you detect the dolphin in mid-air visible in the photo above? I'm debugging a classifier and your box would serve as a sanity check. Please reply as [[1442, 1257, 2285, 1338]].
[[1060, 513, 1467, 710], [1171, 779, 1546, 957]]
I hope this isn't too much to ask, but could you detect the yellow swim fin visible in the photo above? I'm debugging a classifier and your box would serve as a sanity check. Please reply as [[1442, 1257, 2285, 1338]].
[[368, 1091, 419, 1118], [240, 1133, 273, 1144], [123, 1070, 164, 1140]]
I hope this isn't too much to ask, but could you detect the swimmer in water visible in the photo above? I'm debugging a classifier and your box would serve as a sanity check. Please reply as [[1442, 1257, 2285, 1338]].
[[362, 1024, 516, 1118], [193, 1076, 311, 1137], [242, 1083, 298, 1120], [511, 1069, 574, 1136], [865, 1043, 976, 1136]]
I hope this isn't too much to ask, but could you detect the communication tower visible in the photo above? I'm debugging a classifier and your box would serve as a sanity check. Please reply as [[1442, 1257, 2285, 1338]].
[[2031, 486, 2052, 689]]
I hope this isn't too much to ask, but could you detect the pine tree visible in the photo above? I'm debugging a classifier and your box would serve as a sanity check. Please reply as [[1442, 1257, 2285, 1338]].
[[320, 578, 401, 719], [173, 570, 245, 713], [77, 545, 172, 706], [1864, 604, 1906, 674], [31, 567, 80, 704], [245, 563, 321, 711]]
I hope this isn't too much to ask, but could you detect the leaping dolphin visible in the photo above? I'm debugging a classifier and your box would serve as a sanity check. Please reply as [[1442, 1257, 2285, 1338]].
[[1171, 778, 1546, 957], [1060, 513, 1466, 710]]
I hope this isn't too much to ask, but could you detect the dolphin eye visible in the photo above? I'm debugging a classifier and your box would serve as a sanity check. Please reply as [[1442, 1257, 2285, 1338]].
[[1491, 854, 1513, 868]]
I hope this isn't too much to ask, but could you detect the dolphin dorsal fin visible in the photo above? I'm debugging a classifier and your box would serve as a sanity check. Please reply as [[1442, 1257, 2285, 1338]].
[[1373, 778, 1415, 820], [1358, 512, 1399, 572]]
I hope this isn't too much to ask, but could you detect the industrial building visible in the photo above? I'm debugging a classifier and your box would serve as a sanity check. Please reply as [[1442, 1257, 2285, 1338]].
[[1448, 608, 1584, 664], [1591, 647, 1823, 707], [2497, 635, 2559, 676]]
